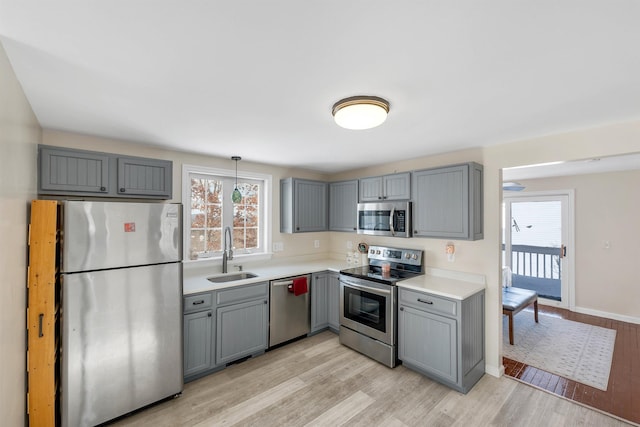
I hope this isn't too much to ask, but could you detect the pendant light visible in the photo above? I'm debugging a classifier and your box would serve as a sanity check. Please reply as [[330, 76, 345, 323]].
[[231, 156, 242, 203]]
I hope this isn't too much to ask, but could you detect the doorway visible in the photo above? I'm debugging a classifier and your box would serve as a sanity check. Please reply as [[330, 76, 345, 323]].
[[503, 191, 574, 309]]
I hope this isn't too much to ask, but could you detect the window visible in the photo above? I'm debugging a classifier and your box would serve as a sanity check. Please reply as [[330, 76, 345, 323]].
[[183, 165, 271, 262]]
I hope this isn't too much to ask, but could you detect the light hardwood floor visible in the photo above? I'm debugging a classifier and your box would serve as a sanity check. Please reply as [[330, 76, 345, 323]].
[[112, 331, 633, 427]]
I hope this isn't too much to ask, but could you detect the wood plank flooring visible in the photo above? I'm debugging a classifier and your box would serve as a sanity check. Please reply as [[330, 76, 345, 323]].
[[111, 331, 632, 427], [503, 306, 640, 426]]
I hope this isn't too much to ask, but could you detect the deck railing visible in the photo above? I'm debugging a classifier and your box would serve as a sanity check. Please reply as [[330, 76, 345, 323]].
[[503, 244, 562, 280]]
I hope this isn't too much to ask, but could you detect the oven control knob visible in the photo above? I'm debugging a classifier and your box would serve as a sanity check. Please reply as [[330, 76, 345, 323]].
[[376, 249, 381, 255], [384, 250, 390, 256], [411, 253, 418, 260]]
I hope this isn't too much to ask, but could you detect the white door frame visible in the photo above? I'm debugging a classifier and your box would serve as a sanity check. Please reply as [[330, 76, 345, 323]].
[[503, 190, 575, 310]]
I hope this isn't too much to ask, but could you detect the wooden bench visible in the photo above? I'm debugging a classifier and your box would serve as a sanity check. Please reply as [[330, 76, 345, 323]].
[[502, 287, 538, 345]]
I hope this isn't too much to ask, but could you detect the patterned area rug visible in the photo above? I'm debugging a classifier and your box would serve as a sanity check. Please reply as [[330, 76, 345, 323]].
[[503, 311, 616, 391]]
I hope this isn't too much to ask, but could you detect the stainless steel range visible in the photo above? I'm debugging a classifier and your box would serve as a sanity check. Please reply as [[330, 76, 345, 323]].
[[339, 245, 423, 368]]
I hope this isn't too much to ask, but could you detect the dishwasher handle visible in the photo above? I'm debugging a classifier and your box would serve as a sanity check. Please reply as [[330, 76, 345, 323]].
[[271, 280, 294, 287]]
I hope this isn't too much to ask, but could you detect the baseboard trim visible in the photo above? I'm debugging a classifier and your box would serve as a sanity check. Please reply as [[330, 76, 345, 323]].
[[485, 363, 503, 378], [573, 306, 640, 325]]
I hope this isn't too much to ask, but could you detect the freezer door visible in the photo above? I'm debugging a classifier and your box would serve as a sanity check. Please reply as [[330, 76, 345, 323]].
[[62, 201, 181, 273], [61, 263, 183, 427]]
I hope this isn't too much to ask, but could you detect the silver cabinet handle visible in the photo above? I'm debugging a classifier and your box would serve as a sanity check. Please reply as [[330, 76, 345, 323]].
[[417, 298, 434, 305]]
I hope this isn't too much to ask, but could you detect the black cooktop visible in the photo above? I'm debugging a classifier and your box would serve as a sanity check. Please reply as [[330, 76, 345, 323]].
[[340, 265, 423, 285]]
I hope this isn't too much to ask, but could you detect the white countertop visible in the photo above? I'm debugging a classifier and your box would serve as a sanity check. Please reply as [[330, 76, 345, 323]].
[[397, 275, 486, 300], [183, 257, 486, 300], [183, 258, 349, 295]]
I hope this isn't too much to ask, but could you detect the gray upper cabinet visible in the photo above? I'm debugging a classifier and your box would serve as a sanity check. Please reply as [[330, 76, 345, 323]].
[[281, 178, 328, 233], [329, 180, 358, 232], [412, 162, 483, 240], [39, 146, 110, 194], [38, 145, 172, 199], [117, 156, 172, 198], [359, 172, 410, 201]]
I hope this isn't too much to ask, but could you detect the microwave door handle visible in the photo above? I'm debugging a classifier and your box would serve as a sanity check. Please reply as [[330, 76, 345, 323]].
[[389, 206, 395, 236]]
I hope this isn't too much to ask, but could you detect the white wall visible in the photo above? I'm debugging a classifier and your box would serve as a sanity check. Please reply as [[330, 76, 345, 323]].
[[516, 169, 640, 322], [0, 41, 41, 426]]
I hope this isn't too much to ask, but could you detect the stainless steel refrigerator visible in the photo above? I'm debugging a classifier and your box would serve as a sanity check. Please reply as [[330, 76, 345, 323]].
[[60, 201, 183, 426]]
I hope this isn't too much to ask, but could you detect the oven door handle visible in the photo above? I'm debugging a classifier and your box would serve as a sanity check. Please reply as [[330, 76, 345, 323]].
[[341, 280, 391, 296], [389, 206, 395, 236]]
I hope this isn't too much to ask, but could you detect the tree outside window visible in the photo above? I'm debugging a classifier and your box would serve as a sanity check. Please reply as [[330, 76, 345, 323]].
[[187, 172, 262, 260]]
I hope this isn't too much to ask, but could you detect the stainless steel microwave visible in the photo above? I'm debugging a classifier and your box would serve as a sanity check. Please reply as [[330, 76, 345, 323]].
[[356, 201, 412, 238]]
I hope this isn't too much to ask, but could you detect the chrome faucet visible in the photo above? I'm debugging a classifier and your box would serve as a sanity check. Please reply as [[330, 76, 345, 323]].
[[222, 226, 233, 273]]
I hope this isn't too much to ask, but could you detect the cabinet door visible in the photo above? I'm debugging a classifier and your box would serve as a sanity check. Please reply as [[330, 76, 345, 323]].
[[359, 176, 383, 201], [294, 180, 328, 232], [117, 157, 172, 198], [329, 180, 358, 232], [398, 305, 457, 383], [311, 272, 329, 332], [216, 299, 268, 365], [413, 164, 469, 239], [184, 310, 213, 377], [383, 172, 411, 200], [327, 273, 341, 331], [39, 146, 109, 194]]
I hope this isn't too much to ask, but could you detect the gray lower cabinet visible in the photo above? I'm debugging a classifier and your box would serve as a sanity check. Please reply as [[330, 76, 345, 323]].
[[329, 180, 358, 232], [183, 310, 214, 377], [412, 162, 483, 240], [215, 283, 269, 365], [311, 271, 340, 333], [327, 272, 340, 331], [311, 272, 329, 332], [183, 292, 215, 379], [38, 144, 172, 199], [398, 287, 485, 394], [281, 178, 328, 233], [183, 282, 268, 382]]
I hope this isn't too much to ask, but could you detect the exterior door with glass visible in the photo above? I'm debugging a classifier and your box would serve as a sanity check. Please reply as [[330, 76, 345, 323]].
[[503, 192, 573, 308]]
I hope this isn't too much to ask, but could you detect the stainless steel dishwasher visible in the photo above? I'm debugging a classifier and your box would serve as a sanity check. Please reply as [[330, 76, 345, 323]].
[[269, 275, 311, 347]]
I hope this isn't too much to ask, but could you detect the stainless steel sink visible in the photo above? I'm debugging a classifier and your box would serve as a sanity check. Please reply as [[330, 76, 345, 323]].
[[207, 272, 258, 283]]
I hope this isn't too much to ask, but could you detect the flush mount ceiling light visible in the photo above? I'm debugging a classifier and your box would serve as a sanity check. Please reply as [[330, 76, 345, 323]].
[[332, 96, 390, 130]]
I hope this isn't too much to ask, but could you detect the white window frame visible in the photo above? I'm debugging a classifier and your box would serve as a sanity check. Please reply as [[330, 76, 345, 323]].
[[182, 164, 273, 264]]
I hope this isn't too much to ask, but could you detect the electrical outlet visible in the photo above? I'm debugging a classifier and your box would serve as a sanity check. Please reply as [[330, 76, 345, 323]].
[[273, 242, 284, 252], [314, 240, 320, 248], [346, 240, 353, 250]]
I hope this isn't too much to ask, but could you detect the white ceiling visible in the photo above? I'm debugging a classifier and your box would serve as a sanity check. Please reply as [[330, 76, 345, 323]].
[[1, 1, 640, 173]]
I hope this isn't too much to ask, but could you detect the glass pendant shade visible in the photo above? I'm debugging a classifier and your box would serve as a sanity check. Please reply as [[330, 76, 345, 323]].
[[231, 187, 242, 203], [332, 96, 389, 130]]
